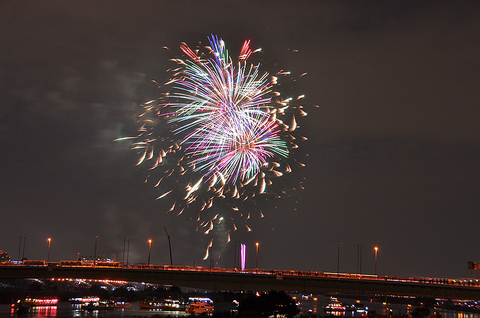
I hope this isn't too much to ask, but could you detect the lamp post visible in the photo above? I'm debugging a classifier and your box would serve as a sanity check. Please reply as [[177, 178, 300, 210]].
[[94, 234, 98, 268], [47, 238, 51, 262], [147, 239, 152, 265], [22, 237, 26, 261], [126, 239, 130, 266], [337, 241, 340, 277], [255, 242, 259, 272], [360, 245, 363, 274], [18, 236, 21, 263], [374, 246, 378, 275], [164, 227, 173, 266], [356, 245, 359, 274], [123, 238, 125, 265]]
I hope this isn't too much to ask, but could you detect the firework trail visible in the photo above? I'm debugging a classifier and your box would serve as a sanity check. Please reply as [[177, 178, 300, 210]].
[[117, 35, 306, 246]]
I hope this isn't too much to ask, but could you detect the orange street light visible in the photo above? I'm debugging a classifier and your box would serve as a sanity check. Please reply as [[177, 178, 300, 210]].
[[255, 242, 259, 272], [147, 239, 152, 265], [94, 234, 98, 268], [374, 246, 379, 275], [47, 238, 51, 262]]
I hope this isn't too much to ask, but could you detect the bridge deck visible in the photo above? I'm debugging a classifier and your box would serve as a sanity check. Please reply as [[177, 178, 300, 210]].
[[1, 264, 480, 300]]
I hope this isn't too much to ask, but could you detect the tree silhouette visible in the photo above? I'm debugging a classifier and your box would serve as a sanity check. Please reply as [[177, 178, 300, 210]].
[[238, 291, 299, 318], [411, 306, 430, 318], [265, 290, 299, 318]]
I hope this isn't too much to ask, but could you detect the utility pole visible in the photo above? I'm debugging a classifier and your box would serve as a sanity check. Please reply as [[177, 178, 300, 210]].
[[255, 242, 259, 272], [164, 227, 173, 265], [360, 245, 362, 274], [47, 238, 51, 262], [147, 239, 152, 265], [22, 237, 26, 261], [357, 245, 359, 274], [122, 238, 125, 265], [126, 239, 130, 266], [17, 237, 21, 263], [94, 234, 98, 268], [337, 241, 340, 277]]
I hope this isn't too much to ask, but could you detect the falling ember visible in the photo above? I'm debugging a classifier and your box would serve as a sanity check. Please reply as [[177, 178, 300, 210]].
[[203, 237, 214, 260], [156, 190, 173, 200], [177, 207, 185, 216]]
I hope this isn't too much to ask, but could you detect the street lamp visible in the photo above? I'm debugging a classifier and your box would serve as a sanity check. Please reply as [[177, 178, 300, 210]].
[[147, 239, 152, 265], [94, 234, 98, 268], [18, 236, 21, 263], [374, 246, 378, 275], [47, 238, 51, 262], [123, 238, 125, 265], [255, 242, 259, 272], [164, 227, 173, 266], [126, 239, 130, 266], [22, 237, 26, 261], [337, 241, 340, 277]]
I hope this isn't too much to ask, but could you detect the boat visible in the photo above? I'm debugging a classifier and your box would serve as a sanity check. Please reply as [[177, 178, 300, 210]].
[[82, 300, 115, 310], [12, 297, 58, 315], [68, 296, 100, 304], [113, 299, 132, 309], [163, 298, 185, 310], [323, 297, 354, 313], [138, 298, 184, 310], [185, 301, 214, 314], [138, 299, 165, 310], [16, 297, 59, 307], [352, 302, 368, 313]]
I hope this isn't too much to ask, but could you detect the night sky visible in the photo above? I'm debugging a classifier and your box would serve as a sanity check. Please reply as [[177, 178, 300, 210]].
[[1, 1, 480, 279]]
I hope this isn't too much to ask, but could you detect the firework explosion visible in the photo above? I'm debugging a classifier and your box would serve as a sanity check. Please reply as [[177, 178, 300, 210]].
[[118, 35, 306, 255]]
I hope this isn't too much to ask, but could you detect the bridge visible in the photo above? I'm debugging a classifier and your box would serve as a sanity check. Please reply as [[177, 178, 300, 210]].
[[1, 264, 480, 300]]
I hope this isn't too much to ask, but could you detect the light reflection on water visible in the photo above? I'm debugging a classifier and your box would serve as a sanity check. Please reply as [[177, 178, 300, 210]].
[[441, 311, 480, 318], [3, 299, 480, 318], [298, 297, 480, 318], [2, 301, 190, 318]]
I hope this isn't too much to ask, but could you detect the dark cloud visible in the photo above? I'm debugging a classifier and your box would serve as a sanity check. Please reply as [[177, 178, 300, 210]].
[[1, 0, 479, 278]]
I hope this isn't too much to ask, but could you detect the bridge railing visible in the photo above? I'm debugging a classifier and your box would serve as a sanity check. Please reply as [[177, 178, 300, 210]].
[[2, 261, 480, 288]]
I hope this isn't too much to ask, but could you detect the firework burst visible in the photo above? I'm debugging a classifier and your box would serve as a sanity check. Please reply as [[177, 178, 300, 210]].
[[117, 35, 306, 247]]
